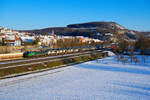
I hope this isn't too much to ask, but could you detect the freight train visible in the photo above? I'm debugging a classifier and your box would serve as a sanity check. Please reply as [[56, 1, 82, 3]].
[[23, 46, 98, 58]]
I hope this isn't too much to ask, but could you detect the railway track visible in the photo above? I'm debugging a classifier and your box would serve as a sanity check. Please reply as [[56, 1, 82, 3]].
[[0, 50, 102, 70]]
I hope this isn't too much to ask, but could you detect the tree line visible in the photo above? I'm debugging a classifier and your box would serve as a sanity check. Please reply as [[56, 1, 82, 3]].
[[117, 34, 150, 55]]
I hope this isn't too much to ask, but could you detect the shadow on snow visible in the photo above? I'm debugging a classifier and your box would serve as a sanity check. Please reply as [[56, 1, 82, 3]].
[[76, 63, 150, 76]]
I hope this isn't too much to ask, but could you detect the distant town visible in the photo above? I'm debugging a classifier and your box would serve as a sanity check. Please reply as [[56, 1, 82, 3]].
[[0, 26, 102, 46]]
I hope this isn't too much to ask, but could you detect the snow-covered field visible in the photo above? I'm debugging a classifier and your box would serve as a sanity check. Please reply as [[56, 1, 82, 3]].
[[0, 55, 150, 100]]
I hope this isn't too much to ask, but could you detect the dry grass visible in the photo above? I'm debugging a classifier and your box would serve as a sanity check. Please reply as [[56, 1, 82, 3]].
[[0, 46, 22, 54], [0, 45, 40, 54]]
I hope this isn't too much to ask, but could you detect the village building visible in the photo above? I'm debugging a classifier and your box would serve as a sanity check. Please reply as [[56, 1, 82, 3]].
[[20, 35, 35, 42], [4, 35, 21, 46]]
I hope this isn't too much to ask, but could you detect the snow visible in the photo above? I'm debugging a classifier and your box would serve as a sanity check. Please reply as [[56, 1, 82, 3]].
[[130, 31, 136, 35], [106, 51, 116, 56], [115, 24, 125, 30], [0, 55, 150, 100]]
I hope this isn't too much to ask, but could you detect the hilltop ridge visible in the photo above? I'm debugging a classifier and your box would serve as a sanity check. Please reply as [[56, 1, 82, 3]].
[[20, 21, 141, 42]]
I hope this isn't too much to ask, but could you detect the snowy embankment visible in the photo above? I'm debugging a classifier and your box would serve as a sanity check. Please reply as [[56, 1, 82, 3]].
[[0, 54, 150, 100]]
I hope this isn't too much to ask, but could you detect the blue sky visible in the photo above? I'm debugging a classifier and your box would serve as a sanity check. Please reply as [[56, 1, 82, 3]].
[[0, 0, 150, 31]]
